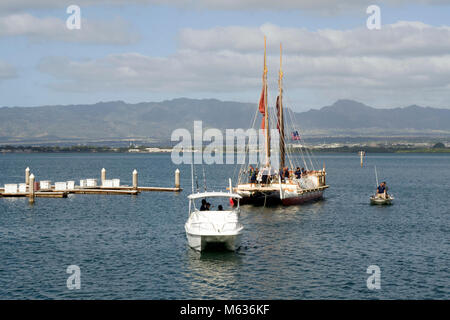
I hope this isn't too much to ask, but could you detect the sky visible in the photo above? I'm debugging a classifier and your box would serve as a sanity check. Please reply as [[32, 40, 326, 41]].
[[0, 0, 450, 111]]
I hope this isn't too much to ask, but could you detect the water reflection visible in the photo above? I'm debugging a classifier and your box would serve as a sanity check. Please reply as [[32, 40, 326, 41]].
[[184, 247, 243, 299]]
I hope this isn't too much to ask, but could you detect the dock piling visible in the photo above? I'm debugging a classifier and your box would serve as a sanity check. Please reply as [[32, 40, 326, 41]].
[[359, 151, 365, 168], [132, 169, 138, 189], [25, 167, 30, 185], [29, 173, 35, 204], [101, 168, 106, 185], [175, 169, 180, 189]]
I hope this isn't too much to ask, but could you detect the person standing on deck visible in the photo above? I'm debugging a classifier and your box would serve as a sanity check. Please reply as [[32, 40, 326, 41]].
[[283, 167, 290, 181], [251, 168, 258, 186], [248, 165, 255, 183], [295, 167, 301, 179]]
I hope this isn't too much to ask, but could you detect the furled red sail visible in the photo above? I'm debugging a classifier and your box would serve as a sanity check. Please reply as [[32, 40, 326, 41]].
[[259, 86, 266, 129]]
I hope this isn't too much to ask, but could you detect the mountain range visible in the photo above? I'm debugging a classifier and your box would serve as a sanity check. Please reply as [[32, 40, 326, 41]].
[[0, 98, 449, 145]]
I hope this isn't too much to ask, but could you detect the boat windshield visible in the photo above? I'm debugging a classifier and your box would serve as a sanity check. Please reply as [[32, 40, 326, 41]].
[[191, 197, 236, 212]]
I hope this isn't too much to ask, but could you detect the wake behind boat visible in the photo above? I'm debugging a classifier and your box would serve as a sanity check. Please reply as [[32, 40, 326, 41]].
[[233, 38, 329, 206]]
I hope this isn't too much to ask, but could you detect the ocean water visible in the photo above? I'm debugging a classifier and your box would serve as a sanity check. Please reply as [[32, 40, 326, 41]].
[[0, 153, 448, 299]]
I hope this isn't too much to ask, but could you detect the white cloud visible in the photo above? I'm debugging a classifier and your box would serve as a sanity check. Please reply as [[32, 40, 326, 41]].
[[0, 61, 17, 81], [37, 22, 450, 108], [179, 22, 450, 57], [0, 13, 138, 44]]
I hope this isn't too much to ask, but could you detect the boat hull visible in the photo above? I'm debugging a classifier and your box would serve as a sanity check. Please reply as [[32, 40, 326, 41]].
[[281, 190, 323, 205], [238, 189, 324, 206], [186, 232, 242, 251], [370, 196, 393, 205]]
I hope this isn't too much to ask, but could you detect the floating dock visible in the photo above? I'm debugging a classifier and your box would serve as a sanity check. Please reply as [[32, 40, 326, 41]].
[[0, 167, 182, 203]]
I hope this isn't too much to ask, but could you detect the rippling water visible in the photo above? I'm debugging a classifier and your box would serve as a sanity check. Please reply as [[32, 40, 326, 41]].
[[0, 153, 448, 299]]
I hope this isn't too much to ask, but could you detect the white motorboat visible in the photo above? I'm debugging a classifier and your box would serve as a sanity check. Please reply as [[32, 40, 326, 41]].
[[185, 191, 244, 252]]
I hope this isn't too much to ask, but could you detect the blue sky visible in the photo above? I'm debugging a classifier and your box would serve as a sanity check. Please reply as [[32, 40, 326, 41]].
[[0, 1, 450, 110]]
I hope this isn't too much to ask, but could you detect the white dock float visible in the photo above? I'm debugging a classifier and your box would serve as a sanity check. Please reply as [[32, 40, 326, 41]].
[[18, 183, 27, 193], [4, 184, 18, 194], [54, 182, 67, 191], [40, 181, 52, 190], [67, 181, 75, 190], [86, 179, 97, 187]]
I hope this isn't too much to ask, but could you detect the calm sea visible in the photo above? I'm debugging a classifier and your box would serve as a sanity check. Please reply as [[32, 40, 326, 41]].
[[0, 153, 448, 299]]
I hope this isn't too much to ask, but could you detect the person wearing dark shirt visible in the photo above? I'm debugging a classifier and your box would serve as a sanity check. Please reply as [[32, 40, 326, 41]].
[[283, 167, 290, 180], [279, 168, 284, 182], [295, 167, 301, 179], [200, 199, 207, 211], [248, 165, 254, 183], [376, 182, 387, 198], [250, 169, 257, 185], [218, 205, 223, 211]]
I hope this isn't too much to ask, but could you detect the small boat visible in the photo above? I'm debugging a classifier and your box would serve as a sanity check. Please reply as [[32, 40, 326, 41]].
[[370, 166, 394, 205], [370, 194, 394, 205], [185, 191, 244, 251]]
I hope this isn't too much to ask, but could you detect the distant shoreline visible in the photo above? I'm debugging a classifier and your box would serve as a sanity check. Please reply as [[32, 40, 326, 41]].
[[1, 146, 449, 154]]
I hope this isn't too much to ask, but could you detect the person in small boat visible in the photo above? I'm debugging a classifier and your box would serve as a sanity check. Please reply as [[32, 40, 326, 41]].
[[200, 199, 207, 211], [218, 205, 223, 211], [206, 202, 211, 210], [376, 182, 387, 198], [295, 167, 301, 179]]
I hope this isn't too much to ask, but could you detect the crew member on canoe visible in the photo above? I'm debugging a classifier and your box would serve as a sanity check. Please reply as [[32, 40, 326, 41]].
[[248, 165, 255, 183], [295, 167, 301, 179]]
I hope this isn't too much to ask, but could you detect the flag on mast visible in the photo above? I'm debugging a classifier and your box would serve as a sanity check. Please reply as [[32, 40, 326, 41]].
[[291, 131, 301, 140]]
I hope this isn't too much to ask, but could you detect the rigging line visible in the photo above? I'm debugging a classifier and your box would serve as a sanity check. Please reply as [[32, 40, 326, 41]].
[[285, 103, 309, 170], [233, 99, 260, 185], [190, 152, 195, 194], [282, 94, 309, 170], [278, 103, 299, 170], [284, 88, 320, 171], [283, 89, 318, 170], [202, 166, 207, 192]]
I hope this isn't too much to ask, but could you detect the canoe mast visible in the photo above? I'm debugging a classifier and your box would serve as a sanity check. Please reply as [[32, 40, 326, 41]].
[[263, 37, 270, 167], [278, 43, 285, 170]]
